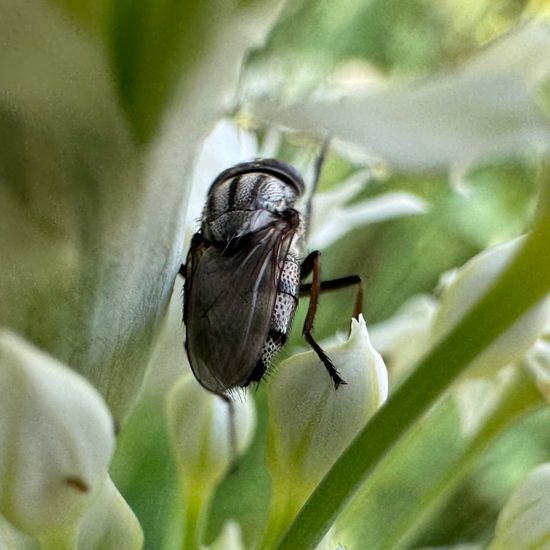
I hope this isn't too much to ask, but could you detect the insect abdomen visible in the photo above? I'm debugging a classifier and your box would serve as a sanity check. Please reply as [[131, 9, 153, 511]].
[[257, 252, 301, 374]]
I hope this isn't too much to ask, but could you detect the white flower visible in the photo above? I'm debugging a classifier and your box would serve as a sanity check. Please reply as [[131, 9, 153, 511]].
[[524, 315, 550, 403], [308, 170, 428, 250], [256, 21, 550, 171], [489, 463, 550, 550], [369, 294, 438, 383], [0, 331, 115, 537], [267, 315, 388, 493], [76, 476, 143, 550], [432, 238, 550, 378], [166, 375, 256, 488], [166, 376, 256, 549]]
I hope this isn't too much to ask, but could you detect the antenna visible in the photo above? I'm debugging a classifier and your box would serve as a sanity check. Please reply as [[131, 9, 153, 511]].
[[305, 136, 330, 236]]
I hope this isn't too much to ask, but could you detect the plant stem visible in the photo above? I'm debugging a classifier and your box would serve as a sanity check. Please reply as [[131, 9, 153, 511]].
[[389, 365, 545, 548], [259, 479, 305, 550], [182, 482, 212, 550]]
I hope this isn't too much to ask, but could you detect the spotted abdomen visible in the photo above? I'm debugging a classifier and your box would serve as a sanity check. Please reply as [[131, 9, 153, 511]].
[[257, 253, 301, 373]]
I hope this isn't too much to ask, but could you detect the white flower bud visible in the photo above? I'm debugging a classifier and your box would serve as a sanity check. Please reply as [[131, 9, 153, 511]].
[[432, 238, 550, 378], [0, 331, 115, 537], [525, 334, 550, 402], [489, 463, 550, 550], [166, 375, 256, 488], [76, 476, 143, 550], [267, 315, 388, 492]]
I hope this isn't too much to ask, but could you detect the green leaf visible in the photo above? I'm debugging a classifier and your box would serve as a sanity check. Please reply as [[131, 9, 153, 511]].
[[107, 0, 207, 143], [106, 0, 284, 143]]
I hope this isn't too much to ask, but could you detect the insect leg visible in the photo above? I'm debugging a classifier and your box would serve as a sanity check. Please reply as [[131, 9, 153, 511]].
[[299, 250, 318, 280], [302, 251, 346, 389], [300, 275, 364, 320]]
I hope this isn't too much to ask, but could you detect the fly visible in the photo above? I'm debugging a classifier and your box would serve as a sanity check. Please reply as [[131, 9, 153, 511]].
[[180, 145, 363, 397]]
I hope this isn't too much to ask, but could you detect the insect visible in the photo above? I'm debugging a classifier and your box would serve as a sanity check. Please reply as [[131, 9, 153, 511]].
[[180, 147, 363, 397]]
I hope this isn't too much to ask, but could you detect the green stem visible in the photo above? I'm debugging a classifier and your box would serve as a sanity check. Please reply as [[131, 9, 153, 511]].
[[277, 170, 550, 550], [182, 482, 212, 550], [38, 527, 78, 550], [389, 365, 545, 548], [259, 478, 306, 550]]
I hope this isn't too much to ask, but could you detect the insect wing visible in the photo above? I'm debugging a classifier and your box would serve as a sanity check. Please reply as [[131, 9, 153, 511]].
[[185, 222, 295, 394]]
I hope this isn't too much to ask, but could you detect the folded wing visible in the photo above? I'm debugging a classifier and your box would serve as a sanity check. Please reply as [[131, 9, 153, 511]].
[[184, 220, 296, 394]]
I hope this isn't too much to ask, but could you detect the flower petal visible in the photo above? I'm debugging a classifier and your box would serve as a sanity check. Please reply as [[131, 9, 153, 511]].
[[0, 331, 115, 536], [256, 22, 550, 171], [76, 476, 143, 550], [268, 315, 388, 490], [432, 238, 550, 378], [166, 375, 256, 488], [489, 463, 550, 550]]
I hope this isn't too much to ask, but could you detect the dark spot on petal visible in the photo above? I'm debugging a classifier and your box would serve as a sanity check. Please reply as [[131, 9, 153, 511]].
[[65, 476, 90, 492]]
